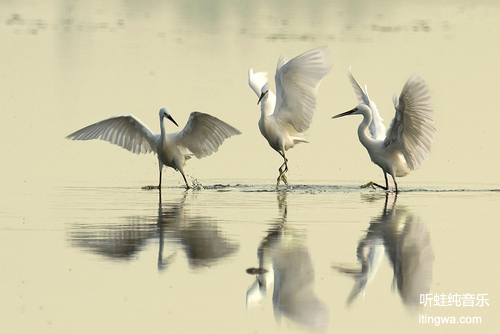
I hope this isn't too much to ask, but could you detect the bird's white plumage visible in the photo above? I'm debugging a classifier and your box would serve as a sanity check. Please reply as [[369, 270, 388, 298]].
[[347, 69, 386, 141], [248, 69, 269, 98], [248, 69, 277, 118], [170, 112, 241, 159], [333, 70, 435, 191], [65, 114, 157, 155], [385, 76, 435, 171], [274, 46, 333, 133], [248, 46, 332, 188], [67, 109, 240, 188]]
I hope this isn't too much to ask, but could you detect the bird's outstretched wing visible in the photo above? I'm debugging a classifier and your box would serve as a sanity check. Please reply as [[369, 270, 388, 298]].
[[347, 69, 386, 140], [172, 112, 241, 159], [384, 76, 435, 170], [66, 114, 157, 154], [273, 46, 333, 133]]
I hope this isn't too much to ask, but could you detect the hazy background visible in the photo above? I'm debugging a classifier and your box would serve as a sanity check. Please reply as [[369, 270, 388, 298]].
[[1, 0, 499, 189], [1, 1, 499, 334]]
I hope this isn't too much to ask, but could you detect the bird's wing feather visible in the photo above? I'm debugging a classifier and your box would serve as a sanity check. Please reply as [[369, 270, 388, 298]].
[[384, 76, 435, 170], [347, 69, 386, 140], [248, 68, 277, 117], [66, 114, 157, 154], [273, 46, 333, 133], [171, 112, 241, 159], [248, 68, 269, 97]]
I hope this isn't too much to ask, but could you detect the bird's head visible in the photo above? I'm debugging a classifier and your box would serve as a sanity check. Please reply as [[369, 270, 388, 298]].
[[257, 83, 269, 105], [159, 108, 179, 127], [332, 104, 370, 119]]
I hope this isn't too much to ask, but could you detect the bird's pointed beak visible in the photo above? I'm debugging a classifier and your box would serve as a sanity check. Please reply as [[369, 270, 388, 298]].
[[257, 90, 268, 105], [332, 108, 355, 119], [167, 115, 179, 127]]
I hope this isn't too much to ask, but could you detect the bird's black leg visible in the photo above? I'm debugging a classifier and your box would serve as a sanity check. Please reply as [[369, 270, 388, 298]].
[[393, 175, 398, 193], [142, 165, 162, 190], [276, 151, 289, 189], [385, 173, 399, 193], [180, 172, 191, 190], [158, 165, 162, 189]]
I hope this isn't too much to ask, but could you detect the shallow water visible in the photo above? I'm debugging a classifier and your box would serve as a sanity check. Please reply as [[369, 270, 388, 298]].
[[2, 0, 500, 333], [2, 182, 499, 333]]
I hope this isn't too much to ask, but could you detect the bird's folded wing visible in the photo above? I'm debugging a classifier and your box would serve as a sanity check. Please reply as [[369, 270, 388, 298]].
[[347, 69, 386, 140], [384, 76, 435, 170], [66, 114, 158, 155], [172, 112, 241, 159], [274, 46, 333, 133]]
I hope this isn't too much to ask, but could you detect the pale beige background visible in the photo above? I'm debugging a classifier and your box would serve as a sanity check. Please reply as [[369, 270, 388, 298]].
[[1, 1, 499, 334], [1, 0, 499, 189]]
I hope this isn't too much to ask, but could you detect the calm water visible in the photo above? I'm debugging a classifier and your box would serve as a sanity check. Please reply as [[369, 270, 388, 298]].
[[1, 0, 500, 333], [2, 183, 499, 333]]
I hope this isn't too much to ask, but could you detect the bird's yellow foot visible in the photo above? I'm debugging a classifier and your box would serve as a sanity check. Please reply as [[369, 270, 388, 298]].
[[281, 173, 288, 185], [361, 182, 376, 189], [276, 173, 289, 190]]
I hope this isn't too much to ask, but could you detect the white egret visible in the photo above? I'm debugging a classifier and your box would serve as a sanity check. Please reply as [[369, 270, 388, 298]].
[[248, 46, 333, 189], [333, 70, 435, 192], [66, 108, 241, 189]]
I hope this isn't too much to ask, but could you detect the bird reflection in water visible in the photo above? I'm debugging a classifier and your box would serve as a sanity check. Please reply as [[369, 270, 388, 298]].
[[69, 191, 239, 271], [333, 193, 434, 310], [246, 190, 329, 331]]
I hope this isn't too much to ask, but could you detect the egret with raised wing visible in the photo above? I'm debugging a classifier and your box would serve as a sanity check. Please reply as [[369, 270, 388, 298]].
[[332, 70, 435, 192], [248, 46, 333, 189], [66, 108, 241, 189]]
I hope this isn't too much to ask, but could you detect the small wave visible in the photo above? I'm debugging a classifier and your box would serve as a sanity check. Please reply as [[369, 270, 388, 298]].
[[188, 182, 500, 194]]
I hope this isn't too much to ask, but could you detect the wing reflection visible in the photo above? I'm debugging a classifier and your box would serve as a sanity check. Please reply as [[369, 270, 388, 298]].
[[246, 191, 329, 331], [69, 191, 239, 271], [69, 217, 157, 260], [334, 193, 434, 310]]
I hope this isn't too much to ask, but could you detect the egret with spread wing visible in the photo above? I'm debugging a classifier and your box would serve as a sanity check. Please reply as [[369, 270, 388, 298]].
[[333, 70, 435, 192], [66, 108, 241, 189], [248, 46, 333, 189]]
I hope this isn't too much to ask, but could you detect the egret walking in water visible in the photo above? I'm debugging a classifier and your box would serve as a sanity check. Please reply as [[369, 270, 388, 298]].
[[66, 108, 241, 189], [332, 70, 435, 192], [248, 46, 333, 189]]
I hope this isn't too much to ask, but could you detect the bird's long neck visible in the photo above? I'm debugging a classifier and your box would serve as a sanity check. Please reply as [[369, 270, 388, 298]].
[[159, 116, 166, 140], [357, 107, 377, 149], [258, 94, 274, 137], [260, 91, 276, 118]]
